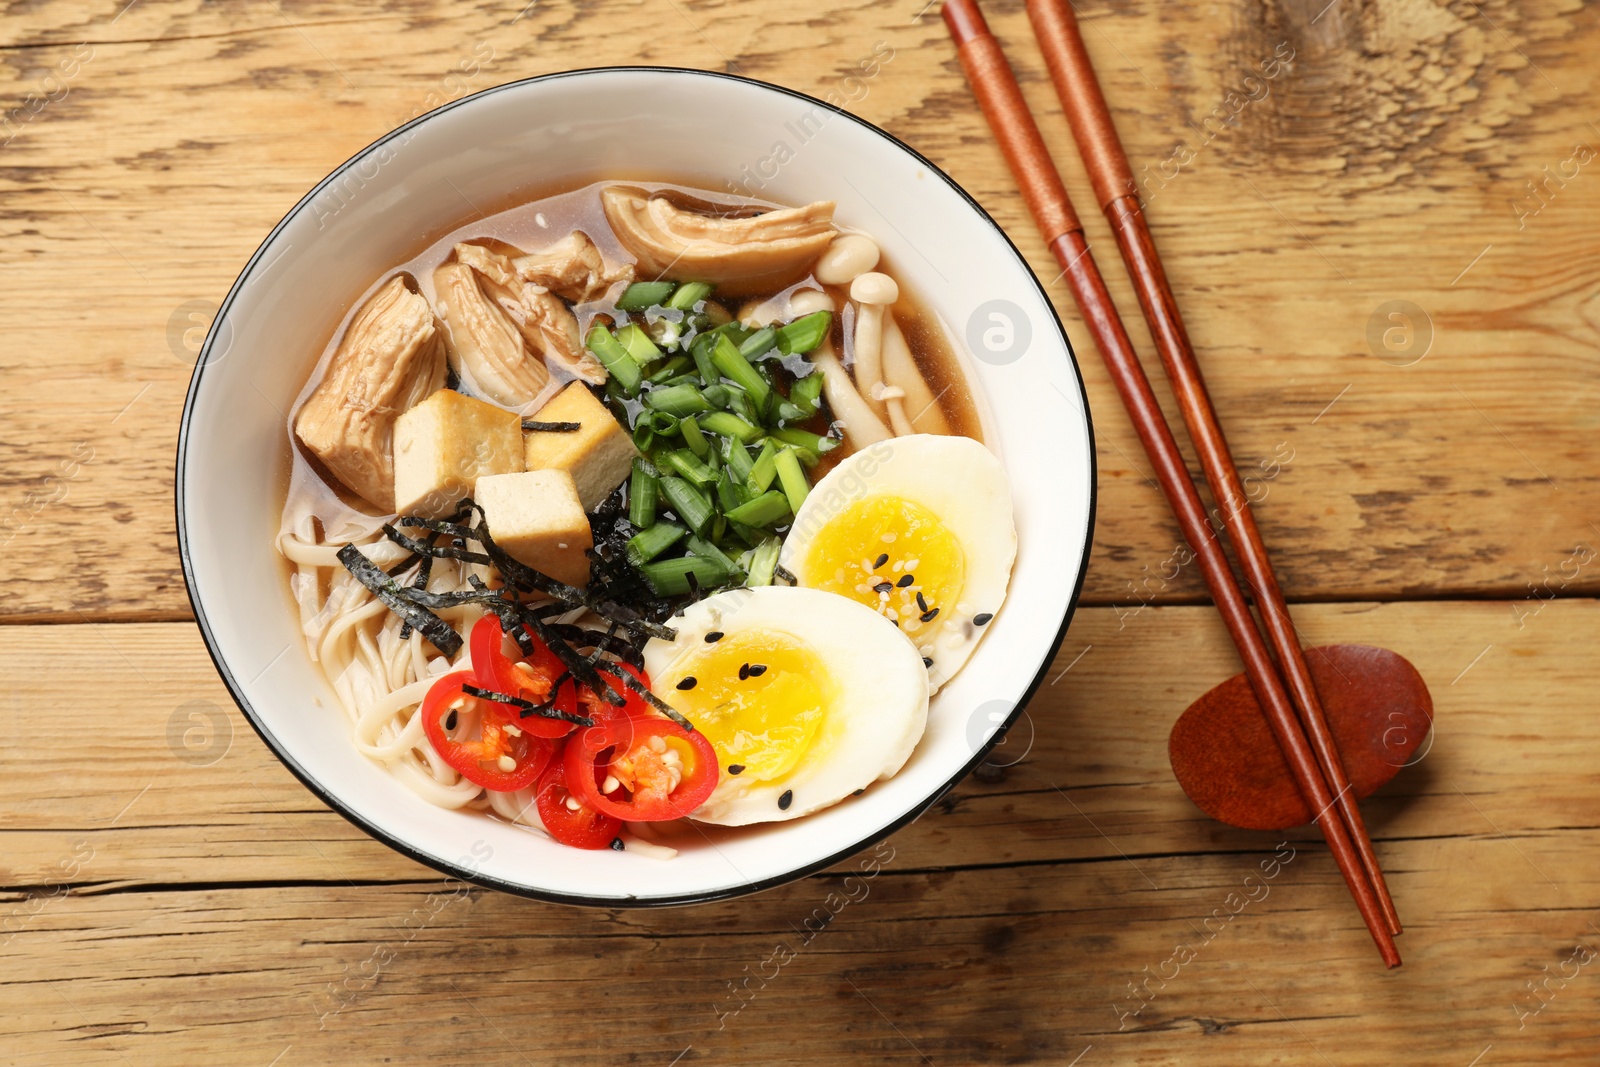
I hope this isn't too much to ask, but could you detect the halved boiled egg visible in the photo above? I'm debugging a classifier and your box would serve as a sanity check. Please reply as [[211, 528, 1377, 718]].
[[780, 433, 1016, 693], [643, 585, 928, 826]]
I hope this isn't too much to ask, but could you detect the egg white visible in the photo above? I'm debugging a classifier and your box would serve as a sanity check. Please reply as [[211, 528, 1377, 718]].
[[643, 585, 928, 826], [780, 433, 1016, 692]]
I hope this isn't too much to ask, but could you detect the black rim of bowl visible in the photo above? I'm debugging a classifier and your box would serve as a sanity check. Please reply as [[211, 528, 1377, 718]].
[[175, 65, 1098, 908]]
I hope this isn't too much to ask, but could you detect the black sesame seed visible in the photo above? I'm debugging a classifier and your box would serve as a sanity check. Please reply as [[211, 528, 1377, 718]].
[[896, 574, 914, 588], [920, 607, 940, 623], [973, 612, 994, 626], [746, 664, 768, 677], [922, 657, 933, 668], [778, 790, 793, 810], [873, 553, 889, 569], [738, 662, 750, 680], [728, 764, 745, 775], [676, 676, 697, 691], [873, 581, 893, 595], [609, 837, 625, 851], [444, 710, 458, 732], [915, 591, 928, 612], [705, 631, 724, 643]]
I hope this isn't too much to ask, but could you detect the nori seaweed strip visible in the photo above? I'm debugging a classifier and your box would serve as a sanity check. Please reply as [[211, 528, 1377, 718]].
[[545, 623, 644, 666], [382, 524, 495, 568], [594, 661, 696, 732], [461, 684, 595, 727], [773, 562, 797, 585], [521, 419, 582, 432], [335, 544, 463, 657], [465, 576, 625, 706], [398, 530, 441, 639]]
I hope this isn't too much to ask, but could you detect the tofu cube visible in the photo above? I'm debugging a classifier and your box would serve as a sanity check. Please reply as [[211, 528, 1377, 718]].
[[523, 381, 638, 512], [474, 469, 593, 588], [393, 389, 523, 517]]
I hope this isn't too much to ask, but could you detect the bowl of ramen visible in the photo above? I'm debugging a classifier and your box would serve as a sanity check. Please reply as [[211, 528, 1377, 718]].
[[178, 67, 1095, 904]]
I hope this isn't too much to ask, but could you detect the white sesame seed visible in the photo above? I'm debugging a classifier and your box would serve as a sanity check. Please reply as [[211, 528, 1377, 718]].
[[892, 561, 904, 573], [565, 795, 581, 811], [497, 755, 516, 772], [881, 533, 896, 543], [886, 609, 899, 622], [904, 558, 920, 570]]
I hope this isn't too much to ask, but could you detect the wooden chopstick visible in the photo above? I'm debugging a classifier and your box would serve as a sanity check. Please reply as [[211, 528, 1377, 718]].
[[1022, 0, 1402, 939], [941, 0, 1401, 968]]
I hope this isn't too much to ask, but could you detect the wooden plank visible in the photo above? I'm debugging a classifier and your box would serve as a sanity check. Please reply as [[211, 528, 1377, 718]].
[[3, 0, 1599, 620], [5, 840, 1598, 1065], [3, 600, 1593, 905]]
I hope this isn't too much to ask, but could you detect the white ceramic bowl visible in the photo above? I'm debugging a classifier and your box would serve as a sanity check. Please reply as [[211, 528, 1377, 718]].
[[178, 68, 1096, 905]]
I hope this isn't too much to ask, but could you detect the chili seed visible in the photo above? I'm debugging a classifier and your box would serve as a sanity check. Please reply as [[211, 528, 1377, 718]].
[[676, 676, 698, 690], [778, 790, 793, 810], [896, 574, 914, 588], [920, 607, 940, 623], [705, 631, 724, 643], [873, 553, 889, 569], [728, 764, 745, 775], [974, 612, 994, 626]]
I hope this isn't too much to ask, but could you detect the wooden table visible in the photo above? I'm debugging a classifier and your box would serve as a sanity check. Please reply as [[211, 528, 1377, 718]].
[[5, 1, 1597, 1063]]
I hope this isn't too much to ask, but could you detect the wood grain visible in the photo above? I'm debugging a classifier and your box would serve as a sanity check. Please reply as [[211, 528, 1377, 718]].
[[3, 600, 1597, 1064], [2, 0, 1598, 621], [5, 1, 1599, 1063]]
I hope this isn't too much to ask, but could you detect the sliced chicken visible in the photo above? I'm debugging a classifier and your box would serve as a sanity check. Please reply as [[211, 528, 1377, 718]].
[[601, 186, 837, 296], [447, 242, 605, 391], [293, 275, 446, 511], [514, 232, 631, 304]]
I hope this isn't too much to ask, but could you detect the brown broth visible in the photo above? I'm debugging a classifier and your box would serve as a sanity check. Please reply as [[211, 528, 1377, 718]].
[[282, 178, 987, 533]]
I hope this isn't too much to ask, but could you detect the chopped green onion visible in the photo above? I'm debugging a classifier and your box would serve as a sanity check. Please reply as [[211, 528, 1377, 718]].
[[616, 323, 665, 366], [686, 535, 745, 582], [643, 383, 712, 417], [646, 410, 680, 435], [725, 386, 760, 426], [647, 354, 692, 384], [632, 422, 655, 452], [724, 489, 791, 528], [658, 475, 714, 536], [666, 281, 714, 310], [789, 368, 825, 416], [690, 332, 720, 386], [711, 512, 727, 543], [721, 437, 756, 481], [625, 520, 686, 567], [639, 555, 730, 596], [769, 426, 839, 455], [616, 281, 676, 311], [775, 447, 810, 513], [747, 439, 778, 493], [628, 459, 659, 529], [710, 334, 771, 409], [699, 410, 760, 443], [745, 537, 783, 587], [702, 382, 730, 409], [660, 448, 717, 487], [714, 471, 745, 513], [586, 326, 644, 395], [739, 327, 777, 360], [776, 311, 833, 355], [679, 415, 710, 457]]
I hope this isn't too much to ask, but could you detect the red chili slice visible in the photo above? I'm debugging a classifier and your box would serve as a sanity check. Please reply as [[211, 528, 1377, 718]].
[[534, 751, 623, 850], [467, 615, 578, 739], [420, 671, 556, 791], [564, 712, 719, 823]]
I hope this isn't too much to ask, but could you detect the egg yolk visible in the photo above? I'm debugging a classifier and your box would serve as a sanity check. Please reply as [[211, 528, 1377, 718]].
[[800, 493, 965, 639], [661, 629, 834, 783]]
